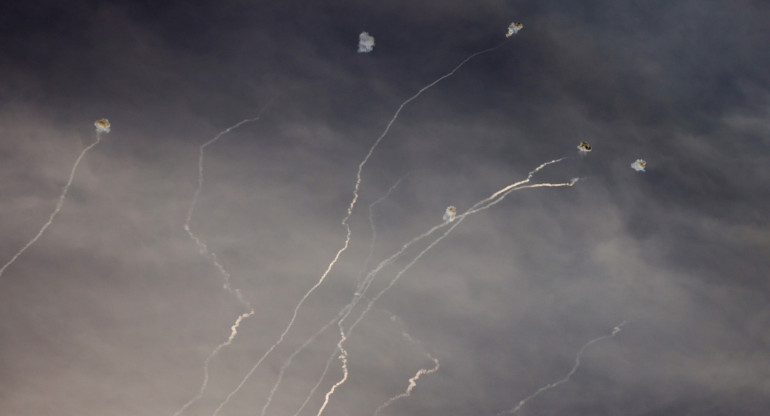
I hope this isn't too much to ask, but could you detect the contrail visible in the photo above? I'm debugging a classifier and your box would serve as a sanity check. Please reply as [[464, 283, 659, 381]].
[[292, 346, 340, 416], [259, 306, 350, 416], [172, 310, 254, 416], [350, 160, 576, 346], [173, 101, 272, 416], [315, 326, 349, 416], [497, 321, 628, 415], [313, 159, 579, 416], [0, 122, 108, 279], [211, 38, 510, 416], [260, 175, 412, 416], [358, 173, 413, 287], [371, 315, 440, 416], [183, 101, 273, 308], [289, 225, 450, 416], [373, 353, 440, 416]]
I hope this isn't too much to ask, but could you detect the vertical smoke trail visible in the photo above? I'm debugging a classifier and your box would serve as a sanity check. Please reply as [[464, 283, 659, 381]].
[[344, 39, 509, 230], [314, 161, 578, 416], [315, 326, 350, 416], [211, 248, 351, 416], [497, 321, 628, 415], [174, 101, 272, 416], [260, 175, 412, 416], [292, 345, 340, 416], [172, 310, 254, 416], [371, 318, 440, 416], [288, 221, 449, 416], [0, 122, 108, 279], [358, 173, 413, 287], [212, 39, 510, 416], [183, 105, 273, 309], [372, 353, 440, 416], [259, 307, 349, 416]]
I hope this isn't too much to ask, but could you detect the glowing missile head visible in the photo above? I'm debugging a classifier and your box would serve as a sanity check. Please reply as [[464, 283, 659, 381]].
[[94, 118, 111, 133], [506, 22, 524, 37], [577, 141, 592, 153], [443, 206, 457, 223], [358, 31, 375, 53], [630, 159, 647, 172]]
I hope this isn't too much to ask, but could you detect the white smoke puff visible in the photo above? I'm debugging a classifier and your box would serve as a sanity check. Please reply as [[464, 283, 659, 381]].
[[443, 206, 457, 223], [630, 159, 647, 172], [358, 32, 375, 53], [506, 22, 523, 38], [94, 118, 111, 133]]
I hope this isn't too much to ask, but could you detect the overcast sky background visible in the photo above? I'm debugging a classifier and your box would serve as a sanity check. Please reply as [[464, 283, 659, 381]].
[[1, 1, 769, 415]]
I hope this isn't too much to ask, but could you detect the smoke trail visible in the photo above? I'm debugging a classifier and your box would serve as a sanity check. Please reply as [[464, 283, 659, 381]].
[[349, 160, 576, 340], [172, 310, 254, 416], [174, 101, 272, 416], [313, 159, 578, 416], [497, 321, 628, 415], [258, 306, 347, 416], [373, 353, 440, 416], [344, 40, 509, 234], [0, 124, 107, 279], [260, 175, 412, 416], [315, 326, 350, 416], [292, 346, 339, 416], [358, 173, 413, 287], [212, 38, 511, 416], [371, 313, 440, 416], [183, 102, 273, 308]]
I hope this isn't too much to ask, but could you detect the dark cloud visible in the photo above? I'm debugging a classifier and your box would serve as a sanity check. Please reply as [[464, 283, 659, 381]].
[[1, 1, 768, 415]]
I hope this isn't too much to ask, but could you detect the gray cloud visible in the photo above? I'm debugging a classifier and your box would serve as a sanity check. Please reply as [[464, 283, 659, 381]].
[[1, 1, 768, 416]]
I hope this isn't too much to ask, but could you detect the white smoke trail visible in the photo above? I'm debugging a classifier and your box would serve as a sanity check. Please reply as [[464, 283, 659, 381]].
[[371, 315, 440, 416], [372, 353, 440, 416], [313, 159, 578, 416], [212, 38, 510, 416], [292, 346, 339, 416], [172, 310, 254, 416], [260, 175, 412, 416], [497, 321, 628, 415], [349, 159, 575, 342], [315, 326, 349, 416], [0, 124, 107, 279], [359, 173, 413, 287], [258, 309, 344, 416], [183, 104, 273, 309], [174, 101, 272, 416]]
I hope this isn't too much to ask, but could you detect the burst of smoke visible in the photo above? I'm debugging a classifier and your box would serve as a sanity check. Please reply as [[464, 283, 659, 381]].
[[630, 159, 647, 172], [443, 205, 457, 222], [506, 22, 523, 38], [94, 118, 111, 133], [358, 31, 375, 53], [577, 141, 592, 153]]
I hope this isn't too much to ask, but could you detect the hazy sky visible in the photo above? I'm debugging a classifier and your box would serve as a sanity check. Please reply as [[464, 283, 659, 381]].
[[1, 1, 768, 415]]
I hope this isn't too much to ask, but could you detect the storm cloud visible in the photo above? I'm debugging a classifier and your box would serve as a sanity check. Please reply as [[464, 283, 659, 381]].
[[1, 1, 768, 415]]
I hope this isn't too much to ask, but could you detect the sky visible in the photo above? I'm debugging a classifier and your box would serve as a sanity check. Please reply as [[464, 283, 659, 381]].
[[1, 1, 769, 415]]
